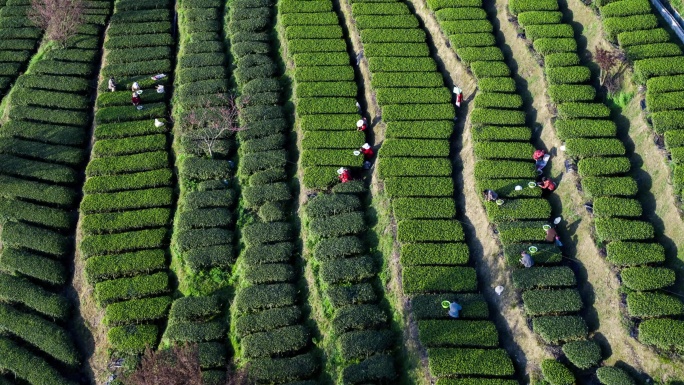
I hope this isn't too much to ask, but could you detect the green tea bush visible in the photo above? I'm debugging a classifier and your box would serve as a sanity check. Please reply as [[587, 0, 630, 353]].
[[327, 283, 378, 307], [618, 28, 670, 47], [426, 0, 482, 11], [297, 81, 356, 98], [314, 236, 364, 260], [498, 220, 548, 243], [605, 241, 665, 266], [376, 87, 450, 104], [338, 330, 394, 360], [427, 348, 515, 377], [474, 160, 536, 179], [385, 177, 454, 197], [562, 340, 602, 369], [548, 85, 596, 103], [1, 222, 69, 257], [556, 119, 616, 139], [320, 256, 377, 284], [522, 288, 583, 316], [457, 46, 503, 63], [638, 318, 684, 351], [625, 43, 682, 60], [341, 354, 395, 384], [352, 2, 408, 15], [471, 61, 511, 78], [164, 320, 226, 342], [474, 141, 534, 160], [245, 263, 294, 284], [533, 38, 577, 55], [385, 121, 453, 139], [248, 353, 318, 384], [378, 157, 452, 177], [332, 304, 388, 333], [241, 325, 308, 358], [368, 57, 437, 72], [185, 245, 234, 271], [557, 103, 611, 119], [512, 266, 576, 290], [234, 283, 297, 313], [0, 248, 67, 285], [484, 199, 551, 222], [400, 243, 469, 266], [596, 367, 635, 385], [84, 250, 166, 283], [0, 303, 79, 366], [634, 57, 684, 83], [595, 218, 653, 241], [306, 194, 361, 218], [593, 197, 642, 217], [418, 320, 499, 347], [620, 266, 675, 290], [108, 324, 158, 354], [95, 272, 169, 305], [104, 295, 172, 325], [604, 14, 658, 41], [235, 306, 301, 337], [566, 138, 625, 157], [477, 77, 517, 93], [517, 11, 562, 26], [472, 126, 531, 142], [0, 120, 85, 146], [0, 337, 74, 385], [652, 110, 684, 133], [393, 197, 456, 220], [0, 273, 69, 320], [600, 0, 650, 17], [403, 266, 477, 293], [533, 315, 588, 343], [243, 183, 291, 208], [525, 24, 574, 41], [310, 212, 366, 238], [371, 72, 443, 87], [581, 177, 638, 197], [626, 292, 684, 318], [473, 92, 523, 109], [541, 359, 574, 385], [82, 208, 171, 234], [577, 157, 630, 177], [397, 220, 464, 242], [471, 108, 526, 126]]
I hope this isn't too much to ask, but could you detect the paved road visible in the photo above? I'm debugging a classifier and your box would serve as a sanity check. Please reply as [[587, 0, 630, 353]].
[[651, 0, 684, 44]]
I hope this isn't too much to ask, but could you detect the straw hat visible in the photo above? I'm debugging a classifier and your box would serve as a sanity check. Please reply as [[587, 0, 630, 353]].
[[337, 167, 345, 175], [356, 119, 364, 127], [362, 143, 370, 150]]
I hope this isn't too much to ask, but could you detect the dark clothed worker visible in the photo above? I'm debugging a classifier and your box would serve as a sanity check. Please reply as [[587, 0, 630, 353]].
[[108, 77, 116, 92], [483, 189, 498, 202], [520, 252, 534, 268], [448, 302, 462, 318]]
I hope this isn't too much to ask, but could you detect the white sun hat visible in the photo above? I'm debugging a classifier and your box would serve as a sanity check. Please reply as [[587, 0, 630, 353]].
[[337, 167, 345, 175], [356, 119, 364, 127], [362, 143, 370, 149], [154, 119, 164, 127]]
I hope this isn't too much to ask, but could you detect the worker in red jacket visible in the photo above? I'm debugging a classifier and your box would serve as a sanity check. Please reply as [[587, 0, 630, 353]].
[[533, 149, 546, 161], [359, 143, 373, 159], [537, 177, 556, 191], [337, 167, 351, 183], [356, 118, 368, 132]]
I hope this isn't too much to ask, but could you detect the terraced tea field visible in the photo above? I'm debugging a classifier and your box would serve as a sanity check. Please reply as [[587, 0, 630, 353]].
[[0, 0, 683, 383]]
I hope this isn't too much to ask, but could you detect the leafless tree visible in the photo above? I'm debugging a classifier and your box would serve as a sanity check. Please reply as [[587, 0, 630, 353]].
[[122, 344, 203, 385], [122, 343, 252, 385], [29, 0, 85, 47], [594, 47, 626, 95], [181, 94, 246, 158]]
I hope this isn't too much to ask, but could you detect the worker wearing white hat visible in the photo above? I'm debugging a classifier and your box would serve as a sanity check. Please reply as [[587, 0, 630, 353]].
[[359, 143, 373, 160], [356, 117, 368, 132], [337, 167, 351, 183]]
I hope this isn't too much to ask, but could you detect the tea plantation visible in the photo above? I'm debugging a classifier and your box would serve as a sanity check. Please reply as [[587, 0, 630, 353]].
[[0, 0, 682, 383]]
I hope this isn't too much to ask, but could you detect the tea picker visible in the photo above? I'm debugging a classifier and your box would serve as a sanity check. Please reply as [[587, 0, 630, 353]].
[[520, 251, 534, 268], [356, 118, 368, 132], [108, 77, 116, 92], [442, 301, 462, 318], [533, 149, 551, 174], [337, 167, 351, 183], [482, 189, 504, 205], [453, 86, 463, 107]]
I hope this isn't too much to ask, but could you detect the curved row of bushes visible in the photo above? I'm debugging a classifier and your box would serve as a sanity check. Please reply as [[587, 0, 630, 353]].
[[280, 0, 399, 381], [227, 0, 320, 383], [78, 0, 176, 356], [0, 0, 41, 97], [428, 0, 600, 374], [348, 0, 518, 382], [159, 0, 235, 383], [0, 0, 111, 383], [280, 0, 363, 189], [596, 0, 684, 208], [511, 0, 684, 354]]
